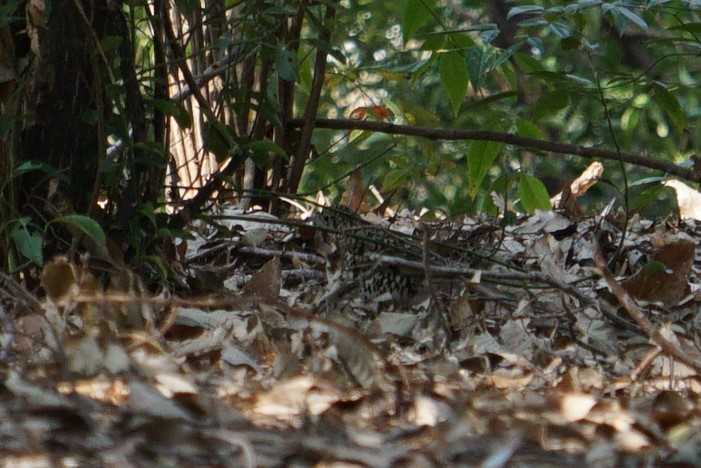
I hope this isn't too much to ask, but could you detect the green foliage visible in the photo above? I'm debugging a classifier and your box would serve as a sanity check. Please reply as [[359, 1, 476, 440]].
[[467, 141, 502, 199], [0, 0, 19, 28], [401, 0, 435, 42], [245, 139, 288, 169], [275, 46, 299, 82], [51, 215, 107, 250], [203, 121, 237, 163], [9, 218, 43, 267], [439, 51, 469, 116], [152, 99, 191, 130], [8, 0, 701, 275], [518, 174, 551, 213], [298, 0, 701, 217]]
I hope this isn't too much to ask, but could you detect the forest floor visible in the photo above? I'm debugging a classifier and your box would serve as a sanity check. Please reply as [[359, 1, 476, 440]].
[[3, 189, 701, 467]]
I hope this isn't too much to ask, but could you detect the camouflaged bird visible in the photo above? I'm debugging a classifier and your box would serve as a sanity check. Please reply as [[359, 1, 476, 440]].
[[313, 206, 426, 307]]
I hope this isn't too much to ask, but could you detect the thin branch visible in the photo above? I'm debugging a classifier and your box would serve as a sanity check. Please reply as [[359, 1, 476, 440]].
[[287, 118, 699, 182]]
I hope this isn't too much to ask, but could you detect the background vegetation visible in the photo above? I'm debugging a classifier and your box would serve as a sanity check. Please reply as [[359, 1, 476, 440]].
[[1, 0, 699, 274]]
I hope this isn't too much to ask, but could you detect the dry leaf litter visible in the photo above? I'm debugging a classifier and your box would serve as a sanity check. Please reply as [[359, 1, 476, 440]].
[[3, 174, 701, 467]]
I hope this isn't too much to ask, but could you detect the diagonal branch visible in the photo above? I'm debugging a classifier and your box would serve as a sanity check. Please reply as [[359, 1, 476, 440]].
[[287, 118, 698, 182]]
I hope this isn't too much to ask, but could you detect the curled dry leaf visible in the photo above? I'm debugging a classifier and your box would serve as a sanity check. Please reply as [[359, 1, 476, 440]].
[[664, 179, 701, 220], [551, 161, 604, 217], [253, 375, 341, 421], [557, 392, 597, 422], [621, 233, 695, 306], [243, 257, 281, 302]]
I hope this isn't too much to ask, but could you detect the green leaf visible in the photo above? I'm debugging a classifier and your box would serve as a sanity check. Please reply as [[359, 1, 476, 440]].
[[203, 120, 236, 162], [531, 91, 569, 121], [507, 5, 544, 21], [247, 139, 288, 157], [639, 260, 666, 275], [52, 214, 106, 249], [384, 167, 409, 191], [439, 51, 469, 116], [275, 46, 298, 82], [467, 141, 503, 198], [401, 0, 435, 42], [153, 99, 192, 129], [15, 161, 60, 177], [516, 119, 544, 139], [630, 176, 665, 188], [549, 22, 571, 38], [493, 42, 521, 68], [0, 1, 19, 28], [621, 107, 640, 132], [652, 83, 687, 133], [513, 52, 544, 73], [247, 139, 289, 168], [466, 46, 492, 93], [100, 35, 123, 55], [0, 113, 13, 139], [630, 184, 665, 213], [518, 174, 551, 213], [132, 142, 167, 167], [137, 202, 157, 229], [420, 34, 445, 51], [669, 22, 701, 34], [174, 0, 198, 14], [560, 36, 581, 50], [10, 218, 43, 266], [614, 6, 648, 30]]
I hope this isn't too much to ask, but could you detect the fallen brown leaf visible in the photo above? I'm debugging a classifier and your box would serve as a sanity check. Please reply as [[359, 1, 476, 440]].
[[621, 233, 694, 306]]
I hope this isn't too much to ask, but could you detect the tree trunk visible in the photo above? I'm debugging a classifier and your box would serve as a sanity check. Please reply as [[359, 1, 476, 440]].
[[18, 0, 112, 215]]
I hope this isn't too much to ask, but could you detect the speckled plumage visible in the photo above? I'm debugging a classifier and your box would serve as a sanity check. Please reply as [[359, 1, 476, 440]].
[[314, 206, 422, 304]]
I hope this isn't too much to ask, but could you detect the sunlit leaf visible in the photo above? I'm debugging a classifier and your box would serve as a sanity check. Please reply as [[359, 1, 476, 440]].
[[621, 107, 640, 132]]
